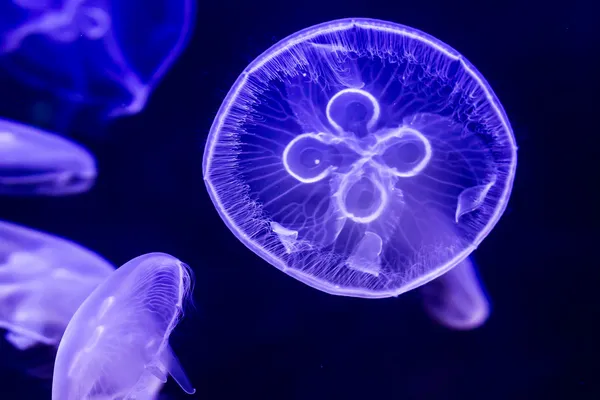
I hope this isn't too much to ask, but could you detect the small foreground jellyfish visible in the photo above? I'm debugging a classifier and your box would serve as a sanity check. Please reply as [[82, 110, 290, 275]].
[[0, 117, 96, 195], [203, 18, 517, 298], [0, 0, 196, 118], [419, 256, 490, 330], [0, 220, 114, 350], [52, 252, 196, 399]]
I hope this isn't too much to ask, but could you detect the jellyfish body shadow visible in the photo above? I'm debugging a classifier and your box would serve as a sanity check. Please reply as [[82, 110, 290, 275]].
[[0, 117, 96, 195], [0, 220, 114, 350], [0, 0, 196, 118], [203, 18, 517, 301], [52, 252, 196, 399]]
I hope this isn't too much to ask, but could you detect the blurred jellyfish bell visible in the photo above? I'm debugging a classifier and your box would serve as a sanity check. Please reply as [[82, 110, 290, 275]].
[[52, 252, 196, 400], [0, 0, 196, 118], [203, 18, 517, 298], [0, 220, 114, 350], [0, 117, 96, 195], [420, 256, 490, 330]]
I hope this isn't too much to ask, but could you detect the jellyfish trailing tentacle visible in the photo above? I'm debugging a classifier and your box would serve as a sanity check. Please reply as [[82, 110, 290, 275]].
[[420, 256, 491, 330], [0, 0, 197, 119]]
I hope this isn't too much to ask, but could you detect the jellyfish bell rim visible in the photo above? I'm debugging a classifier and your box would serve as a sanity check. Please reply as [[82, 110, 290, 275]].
[[0, 118, 95, 164], [0, 117, 97, 195], [56, 252, 189, 329], [0, 219, 114, 276], [202, 17, 518, 298], [0, 219, 115, 347]]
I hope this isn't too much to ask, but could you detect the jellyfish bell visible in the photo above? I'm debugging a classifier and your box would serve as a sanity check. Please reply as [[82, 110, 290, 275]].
[[0, 117, 96, 195], [52, 252, 196, 400], [0, 220, 114, 350], [420, 256, 490, 330], [0, 0, 196, 118], [203, 18, 517, 298]]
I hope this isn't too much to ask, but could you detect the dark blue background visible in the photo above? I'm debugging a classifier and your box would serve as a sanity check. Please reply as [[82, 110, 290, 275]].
[[0, 0, 597, 399]]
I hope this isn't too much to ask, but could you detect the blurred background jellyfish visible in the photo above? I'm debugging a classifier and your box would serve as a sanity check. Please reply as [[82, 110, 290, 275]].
[[419, 257, 490, 330], [203, 18, 517, 299], [0, 0, 196, 118], [0, 220, 114, 350], [0, 117, 96, 196], [52, 252, 196, 400]]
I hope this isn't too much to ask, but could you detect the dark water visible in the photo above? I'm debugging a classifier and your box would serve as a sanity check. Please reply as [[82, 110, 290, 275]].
[[0, 0, 597, 399]]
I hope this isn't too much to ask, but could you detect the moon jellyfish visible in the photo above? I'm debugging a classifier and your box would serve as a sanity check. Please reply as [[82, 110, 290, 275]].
[[420, 257, 490, 330], [52, 252, 196, 399], [0, 220, 114, 350], [0, 0, 196, 117], [0, 117, 96, 195], [204, 18, 517, 298]]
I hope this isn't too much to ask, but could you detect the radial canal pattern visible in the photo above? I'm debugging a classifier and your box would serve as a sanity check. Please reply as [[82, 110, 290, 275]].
[[203, 18, 517, 298]]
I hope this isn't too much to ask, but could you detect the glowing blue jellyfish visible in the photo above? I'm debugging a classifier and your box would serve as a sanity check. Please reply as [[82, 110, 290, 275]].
[[0, 117, 95, 195], [203, 18, 517, 298], [420, 257, 490, 330], [0, 220, 114, 350], [0, 0, 196, 117], [52, 253, 196, 399]]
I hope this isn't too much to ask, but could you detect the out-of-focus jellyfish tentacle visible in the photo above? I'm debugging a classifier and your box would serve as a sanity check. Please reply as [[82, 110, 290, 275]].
[[77, 6, 111, 40], [204, 18, 517, 298], [0, 220, 114, 349], [0, 117, 96, 195], [420, 257, 490, 330], [5, 331, 42, 350], [52, 253, 195, 400], [2, 1, 79, 51], [0, 0, 196, 119]]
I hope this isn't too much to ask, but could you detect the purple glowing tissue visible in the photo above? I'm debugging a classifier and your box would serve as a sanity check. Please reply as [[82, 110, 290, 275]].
[[0, 0, 196, 117], [203, 19, 517, 307], [0, 117, 96, 195], [0, 220, 114, 350], [52, 252, 196, 399], [420, 257, 490, 330]]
